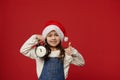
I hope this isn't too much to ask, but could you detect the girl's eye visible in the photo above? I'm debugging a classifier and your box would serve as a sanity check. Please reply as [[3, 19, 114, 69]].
[[55, 33, 59, 36], [47, 34, 52, 37]]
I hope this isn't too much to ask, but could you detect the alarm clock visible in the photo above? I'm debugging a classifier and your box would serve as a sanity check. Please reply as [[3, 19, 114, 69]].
[[36, 46, 46, 57]]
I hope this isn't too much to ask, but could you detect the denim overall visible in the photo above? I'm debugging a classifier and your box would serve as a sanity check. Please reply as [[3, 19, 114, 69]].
[[39, 57, 65, 80]]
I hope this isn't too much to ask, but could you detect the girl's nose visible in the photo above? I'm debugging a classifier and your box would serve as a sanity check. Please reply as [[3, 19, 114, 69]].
[[51, 35, 56, 39]]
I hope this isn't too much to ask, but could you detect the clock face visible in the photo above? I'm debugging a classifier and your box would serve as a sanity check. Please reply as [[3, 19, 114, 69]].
[[36, 46, 46, 57]]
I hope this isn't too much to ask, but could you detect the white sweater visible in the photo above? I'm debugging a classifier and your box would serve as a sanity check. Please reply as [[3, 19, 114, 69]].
[[20, 35, 85, 79]]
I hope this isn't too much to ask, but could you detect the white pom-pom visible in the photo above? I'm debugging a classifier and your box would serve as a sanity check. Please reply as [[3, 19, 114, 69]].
[[64, 37, 68, 42]]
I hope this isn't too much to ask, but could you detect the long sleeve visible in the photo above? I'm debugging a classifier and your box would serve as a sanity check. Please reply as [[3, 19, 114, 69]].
[[20, 34, 39, 59], [64, 48, 85, 79], [70, 48, 85, 66]]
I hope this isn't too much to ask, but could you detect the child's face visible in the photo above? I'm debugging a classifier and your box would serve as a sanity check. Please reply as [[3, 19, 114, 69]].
[[46, 30, 61, 47]]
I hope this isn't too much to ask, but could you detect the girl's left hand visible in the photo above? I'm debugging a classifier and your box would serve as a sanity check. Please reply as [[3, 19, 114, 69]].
[[65, 42, 73, 56]]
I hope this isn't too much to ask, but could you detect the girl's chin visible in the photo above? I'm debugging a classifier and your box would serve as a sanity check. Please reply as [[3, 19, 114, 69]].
[[49, 44, 58, 47], [50, 45, 57, 47]]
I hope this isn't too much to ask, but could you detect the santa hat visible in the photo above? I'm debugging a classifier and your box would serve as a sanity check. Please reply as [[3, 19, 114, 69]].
[[42, 20, 68, 42]]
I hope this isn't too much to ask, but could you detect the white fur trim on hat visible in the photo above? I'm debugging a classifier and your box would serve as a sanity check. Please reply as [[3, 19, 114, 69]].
[[42, 25, 64, 41]]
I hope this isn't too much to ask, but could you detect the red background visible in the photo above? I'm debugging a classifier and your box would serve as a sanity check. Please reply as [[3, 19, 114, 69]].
[[0, 0, 120, 80]]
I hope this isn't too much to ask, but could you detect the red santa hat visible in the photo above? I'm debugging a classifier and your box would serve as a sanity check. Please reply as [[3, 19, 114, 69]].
[[42, 20, 68, 42]]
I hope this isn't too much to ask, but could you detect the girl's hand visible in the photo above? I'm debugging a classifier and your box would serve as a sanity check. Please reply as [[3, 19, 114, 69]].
[[35, 34, 44, 45], [65, 42, 73, 56], [36, 34, 44, 42]]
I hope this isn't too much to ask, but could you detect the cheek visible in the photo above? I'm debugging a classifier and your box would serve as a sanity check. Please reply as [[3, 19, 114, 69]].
[[57, 37, 61, 42]]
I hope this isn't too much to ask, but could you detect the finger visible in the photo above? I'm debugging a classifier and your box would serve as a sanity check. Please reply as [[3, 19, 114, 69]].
[[68, 42, 72, 47], [68, 42, 72, 52], [39, 35, 44, 41]]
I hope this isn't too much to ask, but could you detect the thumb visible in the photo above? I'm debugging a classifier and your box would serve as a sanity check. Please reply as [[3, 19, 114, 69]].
[[68, 42, 72, 47], [68, 42, 72, 51], [66, 42, 73, 55]]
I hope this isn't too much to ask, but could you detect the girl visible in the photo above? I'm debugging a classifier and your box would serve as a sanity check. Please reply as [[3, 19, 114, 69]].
[[20, 21, 85, 80]]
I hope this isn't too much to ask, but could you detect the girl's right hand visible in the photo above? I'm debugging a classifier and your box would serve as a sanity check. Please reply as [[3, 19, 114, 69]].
[[36, 34, 44, 42], [35, 34, 45, 45]]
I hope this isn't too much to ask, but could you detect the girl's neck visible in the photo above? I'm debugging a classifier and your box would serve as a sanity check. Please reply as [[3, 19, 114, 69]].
[[50, 47, 58, 51]]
